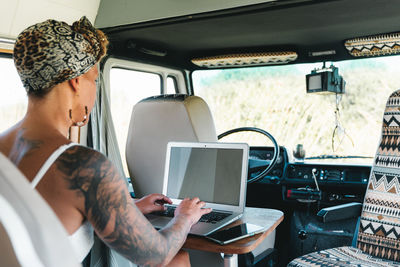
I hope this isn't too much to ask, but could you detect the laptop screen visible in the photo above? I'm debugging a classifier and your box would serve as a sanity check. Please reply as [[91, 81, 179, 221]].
[[166, 146, 244, 206]]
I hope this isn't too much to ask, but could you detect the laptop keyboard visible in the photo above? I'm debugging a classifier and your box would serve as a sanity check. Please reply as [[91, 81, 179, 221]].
[[152, 205, 232, 224], [199, 211, 231, 223]]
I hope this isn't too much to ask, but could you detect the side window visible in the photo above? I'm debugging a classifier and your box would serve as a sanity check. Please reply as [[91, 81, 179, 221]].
[[109, 68, 161, 174], [0, 57, 27, 132], [166, 76, 177, 94]]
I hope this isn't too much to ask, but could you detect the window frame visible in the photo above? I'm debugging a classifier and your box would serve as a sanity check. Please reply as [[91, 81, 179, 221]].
[[102, 57, 187, 96], [166, 75, 179, 94], [102, 57, 189, 174]]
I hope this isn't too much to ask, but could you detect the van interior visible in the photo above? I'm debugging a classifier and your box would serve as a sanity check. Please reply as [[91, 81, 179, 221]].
[[1, 0, 400, 266]]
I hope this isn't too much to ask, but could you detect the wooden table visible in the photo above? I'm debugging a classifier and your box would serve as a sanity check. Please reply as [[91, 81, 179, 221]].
[[184, 207, 284, 267]]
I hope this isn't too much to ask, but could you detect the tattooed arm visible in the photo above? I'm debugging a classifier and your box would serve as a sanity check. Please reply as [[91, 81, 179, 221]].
[[57, 146, 210, 266]]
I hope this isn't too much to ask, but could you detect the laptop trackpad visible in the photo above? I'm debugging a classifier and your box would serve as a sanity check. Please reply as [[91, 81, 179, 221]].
[[147, 216, 172, 229]]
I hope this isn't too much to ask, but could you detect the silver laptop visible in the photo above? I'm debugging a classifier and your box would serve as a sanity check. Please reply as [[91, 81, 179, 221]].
[[146, 141, 249, 236]]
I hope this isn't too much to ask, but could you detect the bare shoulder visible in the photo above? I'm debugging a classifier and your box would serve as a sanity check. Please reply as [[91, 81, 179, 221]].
[[58, 145, 110, 172], [57, 145, 120, 176], [0, 124, 22, 155], [56, 145, 126, 193], [56, 146, 129, 223]]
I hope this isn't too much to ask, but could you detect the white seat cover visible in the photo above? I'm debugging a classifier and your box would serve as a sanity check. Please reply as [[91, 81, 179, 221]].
[[126, 94, 217, 197], [0, 152, 81, 267]]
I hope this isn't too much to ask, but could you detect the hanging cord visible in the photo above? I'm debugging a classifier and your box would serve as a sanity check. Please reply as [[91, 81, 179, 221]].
[[332, 93, 354, 151]]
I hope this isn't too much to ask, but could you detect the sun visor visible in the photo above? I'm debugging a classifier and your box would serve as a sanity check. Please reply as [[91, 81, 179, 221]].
[[344, 33, 400, 57], [191, 52, 298, 68]]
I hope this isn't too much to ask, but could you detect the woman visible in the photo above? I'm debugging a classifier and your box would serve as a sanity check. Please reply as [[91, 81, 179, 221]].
[[0, 17, 211, 266]]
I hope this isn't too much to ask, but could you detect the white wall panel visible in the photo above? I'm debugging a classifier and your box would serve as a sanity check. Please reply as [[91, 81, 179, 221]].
[[0, 0, 269, 39], [0, 0, 19, 39], [48, 0, 100, 14], [0, 0, 100, 39], [95, 0, 275, 28]]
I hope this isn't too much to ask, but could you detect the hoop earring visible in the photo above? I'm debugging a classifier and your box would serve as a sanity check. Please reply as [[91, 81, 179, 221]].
[[69, 106, 88, 127], [68, 125, 81, 143]]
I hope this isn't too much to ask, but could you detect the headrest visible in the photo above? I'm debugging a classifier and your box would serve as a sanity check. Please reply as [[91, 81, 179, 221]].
[[126, 94, 217, 197]]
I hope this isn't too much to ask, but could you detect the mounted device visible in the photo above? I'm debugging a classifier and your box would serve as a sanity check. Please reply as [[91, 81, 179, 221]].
[[306, 64, 345, 94]]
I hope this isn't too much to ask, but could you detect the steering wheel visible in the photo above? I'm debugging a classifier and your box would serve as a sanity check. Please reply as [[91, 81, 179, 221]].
[[218, 127, 280, 183]]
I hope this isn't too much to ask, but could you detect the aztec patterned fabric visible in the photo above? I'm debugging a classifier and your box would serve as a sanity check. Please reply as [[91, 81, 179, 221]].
[[358, 90, 400, 261], [288, 90, 400, 266], [344, 33, 400, 57], [288, 246, 400, 266]]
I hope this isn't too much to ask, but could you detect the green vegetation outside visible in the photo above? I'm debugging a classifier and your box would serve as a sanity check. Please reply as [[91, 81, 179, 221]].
[[193, 56, 400, 164]]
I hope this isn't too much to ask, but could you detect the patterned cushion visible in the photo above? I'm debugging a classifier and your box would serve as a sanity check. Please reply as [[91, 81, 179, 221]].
[[357, 90, 400, 262], [289, 90, 400, 266], [288, 246, 400, 266]]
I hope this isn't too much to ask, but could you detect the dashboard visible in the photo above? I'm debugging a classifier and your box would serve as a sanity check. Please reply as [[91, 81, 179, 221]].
[[246, 146, 369, 264], [248, 146, 370, 205]]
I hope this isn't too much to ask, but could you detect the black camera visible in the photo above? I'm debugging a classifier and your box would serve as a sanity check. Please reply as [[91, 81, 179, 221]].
[[306, 65, 345, 94]]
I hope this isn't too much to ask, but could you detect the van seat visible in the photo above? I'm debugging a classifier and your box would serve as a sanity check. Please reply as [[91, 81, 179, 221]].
[[125, 94, 217, 197], [0, 152, 81, 267]]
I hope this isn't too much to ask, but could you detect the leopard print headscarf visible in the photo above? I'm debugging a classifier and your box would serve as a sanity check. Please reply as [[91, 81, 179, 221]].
[[13, 16, 108, 96]]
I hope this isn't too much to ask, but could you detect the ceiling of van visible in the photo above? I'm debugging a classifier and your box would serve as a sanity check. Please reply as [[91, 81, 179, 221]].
[[95, 0, 275, 28], [0, 0, 100, 40], [101, 0, 400, 70]]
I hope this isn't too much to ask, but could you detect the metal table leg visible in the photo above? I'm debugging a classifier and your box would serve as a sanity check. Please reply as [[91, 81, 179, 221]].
[[223, 254, 238, 267]]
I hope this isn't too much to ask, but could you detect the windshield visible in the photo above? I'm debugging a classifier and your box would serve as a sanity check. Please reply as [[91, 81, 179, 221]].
[[193, 56, 400, 164]]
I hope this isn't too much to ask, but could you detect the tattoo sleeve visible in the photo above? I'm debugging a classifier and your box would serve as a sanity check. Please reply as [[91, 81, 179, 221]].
[[56, 147, 191, 266]]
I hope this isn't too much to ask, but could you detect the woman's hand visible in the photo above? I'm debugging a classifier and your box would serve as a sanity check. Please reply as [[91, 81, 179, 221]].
[[135, 193, 172, 214], [174, 197, 212, 227]]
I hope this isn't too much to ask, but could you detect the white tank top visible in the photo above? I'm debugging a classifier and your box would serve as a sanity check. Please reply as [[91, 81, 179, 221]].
[[31, 143, 94, 262]]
